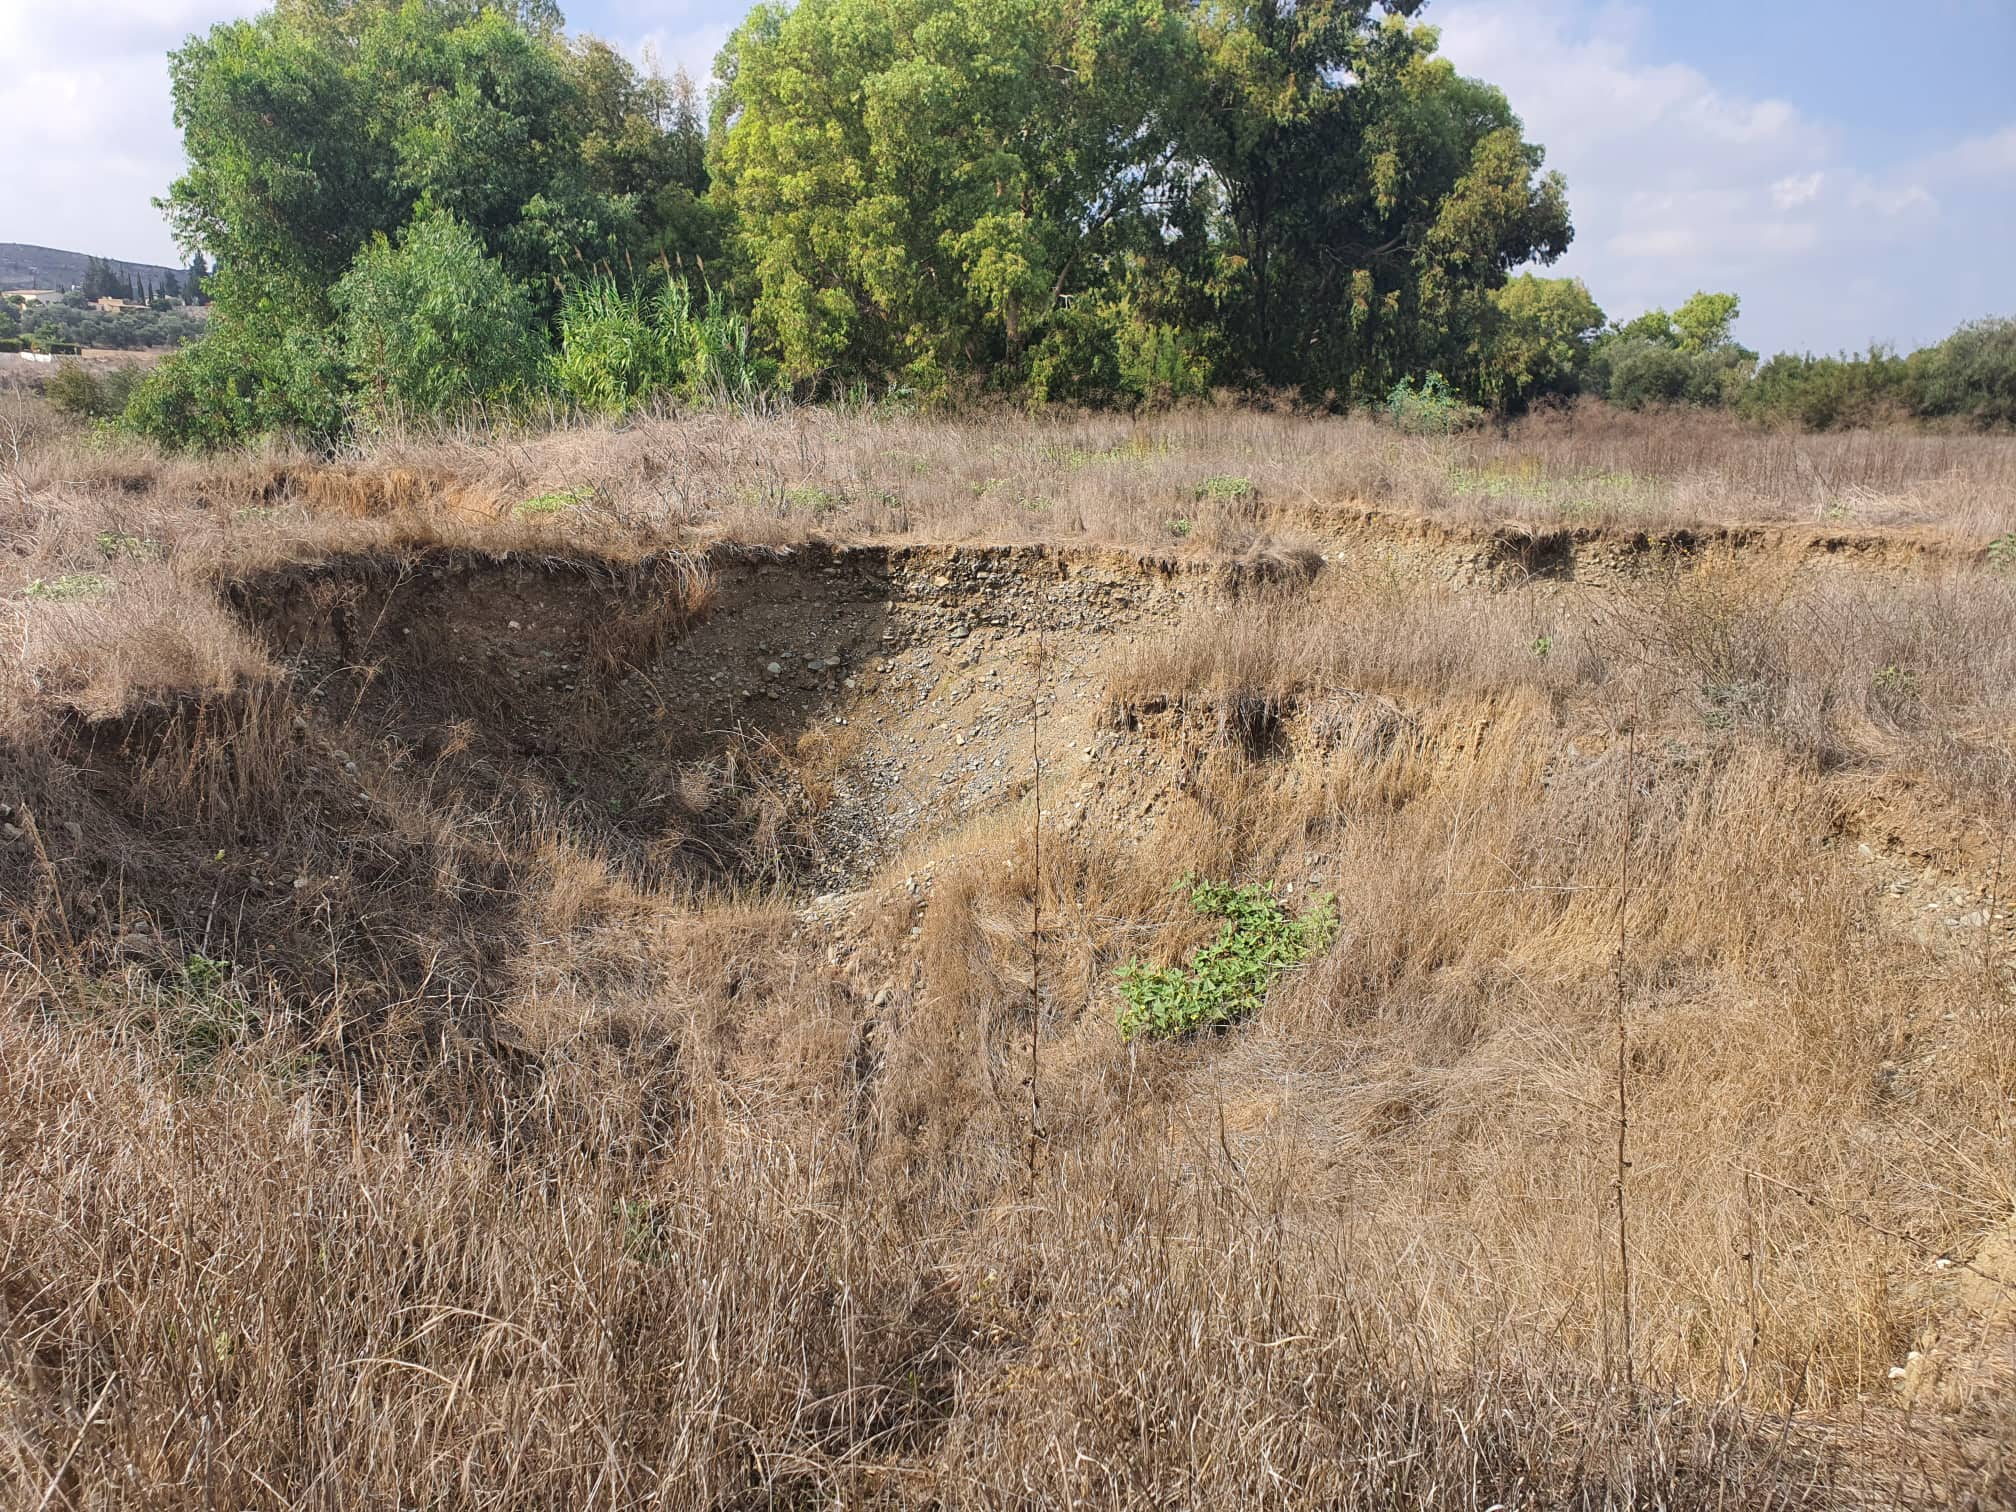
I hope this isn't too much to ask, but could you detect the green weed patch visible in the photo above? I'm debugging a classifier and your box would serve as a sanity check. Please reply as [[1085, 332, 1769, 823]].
[[1117, 878, 1337, 1041]]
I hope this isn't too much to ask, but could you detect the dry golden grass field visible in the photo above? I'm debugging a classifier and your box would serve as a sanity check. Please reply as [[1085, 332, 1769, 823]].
[[3, 384, 2014, 1508]]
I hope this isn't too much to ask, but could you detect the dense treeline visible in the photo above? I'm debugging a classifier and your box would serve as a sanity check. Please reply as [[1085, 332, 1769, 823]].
[[115, 0, 2013, 449], [1495, 286, 2016, 431]]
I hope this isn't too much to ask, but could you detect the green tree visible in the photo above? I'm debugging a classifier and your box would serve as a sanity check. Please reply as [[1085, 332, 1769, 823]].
[[159, 0, 662, 325], [1589, 289, 1754, 408], [714, 0, 1192, 387], [1178, 9, 1572, 399], [1914, 317, 2016, 428], [1480, 274, 1604, 407], [333, 209, 548, 420], [560, 40, 726, 273], [1672, 290, 1741, 354]]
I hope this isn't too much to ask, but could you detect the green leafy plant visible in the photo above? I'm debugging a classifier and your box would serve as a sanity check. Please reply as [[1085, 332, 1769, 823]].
[[96, 531, 160, 561], [334, 209, 548, 422], [25, 573, 113, 601], [1116, 877, 1337, 1041], [1872, 663, 1917, 696], [1530, 634, 1554, 659], [1382, 372, 1481, 435], [615, 1197, 671, 1264], [553, 274, 774, 417], [46, 361, 144, 420], [156, 953, 257, 1063], [515, 487, 593, 518], [1989, 533, 2016, 571], [1197, 475, 1252, 501], [1165, 517, 1193, 538]]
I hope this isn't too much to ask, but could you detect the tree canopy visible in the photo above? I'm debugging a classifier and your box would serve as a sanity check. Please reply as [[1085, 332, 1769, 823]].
[[117, 0, 2014, 448], [710, 0, 1573, 400]]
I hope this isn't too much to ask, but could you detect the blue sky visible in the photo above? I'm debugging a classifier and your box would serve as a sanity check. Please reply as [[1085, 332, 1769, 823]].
[[4, 0, 2011, 357]]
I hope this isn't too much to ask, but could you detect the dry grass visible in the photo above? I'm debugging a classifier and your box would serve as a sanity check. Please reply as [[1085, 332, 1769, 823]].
[[7, 378, 2016, 570], [3, 381, 2016, 1506]]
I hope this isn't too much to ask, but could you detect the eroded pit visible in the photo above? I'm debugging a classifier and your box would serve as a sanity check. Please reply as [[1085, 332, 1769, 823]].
[[0, 543, 1214, 1032], [227, 542, 1196, 884]]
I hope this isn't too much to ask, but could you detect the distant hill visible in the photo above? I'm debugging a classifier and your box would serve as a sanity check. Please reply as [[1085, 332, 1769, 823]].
[[0, 243, 192, 293]]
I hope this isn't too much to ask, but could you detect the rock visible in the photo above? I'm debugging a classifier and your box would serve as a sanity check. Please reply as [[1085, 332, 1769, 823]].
[[2, 824, 22, 842], [767, 662, 783, 677], [1957, 910, 1990, 928], [62, 820, 80, 843]]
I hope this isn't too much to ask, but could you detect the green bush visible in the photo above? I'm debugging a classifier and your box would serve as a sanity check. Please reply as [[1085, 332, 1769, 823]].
[[45, 361, 144, 421], [1197, 475, 1252, 501], [121, 318, 348, 452], [552, 274, 773, 416], [1383, 372, 1480, 435], [652, 278, 777, 406], [334, 210, 548, 421], [1595, 337, 1750, 410], [1116, 878, 1337, 1041], [551, 278, 667, 416], [1914, 317, 2016, 428], [1739, 350, 1913, 430]]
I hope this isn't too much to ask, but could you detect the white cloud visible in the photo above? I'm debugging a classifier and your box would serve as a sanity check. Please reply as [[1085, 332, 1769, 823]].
[[0, 3, 260, 265], [1431, 0, 2005, 353], [1847, 179, 1935, 216], [1771, 172, 1825, 209], [1927, 124, 2016, 180]]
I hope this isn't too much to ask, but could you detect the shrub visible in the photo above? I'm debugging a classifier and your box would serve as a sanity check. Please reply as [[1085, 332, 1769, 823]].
[[552, 275, 773, 416], [121, 318, 349, 452], [1025, 300, 1211, 408], [45, 361, 145, 421], [334, 210, 548, 422], [1739, 350, 1913, 430], [1116, 877, 1337, 1041], [1598, 338, 1750, 410], [1114, 319, 1210, 406], [550, 278, 661, 417], [1383, 372, 1480, 435], [1914, 317, 2016, 428], [651, 278, 776, 406]]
